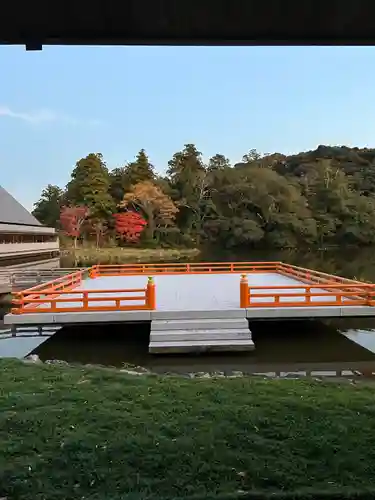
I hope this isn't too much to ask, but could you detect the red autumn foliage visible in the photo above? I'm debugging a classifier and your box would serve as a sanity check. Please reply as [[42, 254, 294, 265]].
[[114, 211, 147, 243], [60, 205, 89, 246]]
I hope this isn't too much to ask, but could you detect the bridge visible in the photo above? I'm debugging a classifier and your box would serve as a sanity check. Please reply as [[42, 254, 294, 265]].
[[4, 261, 375, 354]]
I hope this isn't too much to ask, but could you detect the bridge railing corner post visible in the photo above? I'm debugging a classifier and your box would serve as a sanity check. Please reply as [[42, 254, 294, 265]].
[[240, 274, 249, 308], [89, 265, 98, 279], [146, 276, 156, 310]]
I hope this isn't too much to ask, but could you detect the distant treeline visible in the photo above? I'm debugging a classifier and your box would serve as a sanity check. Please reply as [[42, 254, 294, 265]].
[[32, 144, 375, 249]]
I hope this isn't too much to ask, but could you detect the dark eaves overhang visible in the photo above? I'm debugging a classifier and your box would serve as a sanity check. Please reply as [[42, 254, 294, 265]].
[[0, 1, 374, 49]]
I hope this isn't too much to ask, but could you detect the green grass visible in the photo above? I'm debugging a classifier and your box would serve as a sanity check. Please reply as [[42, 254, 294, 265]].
[[1, 359, 375, 500], [61, 247, 201, 266]]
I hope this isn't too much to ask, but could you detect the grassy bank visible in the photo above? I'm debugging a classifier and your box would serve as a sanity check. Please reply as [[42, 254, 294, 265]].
[[1, 360, 375, 500], [61, 247, 201, 267]]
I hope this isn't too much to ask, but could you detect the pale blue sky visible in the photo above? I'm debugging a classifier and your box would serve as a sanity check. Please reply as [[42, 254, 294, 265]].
[[0, 45, 374, 210]]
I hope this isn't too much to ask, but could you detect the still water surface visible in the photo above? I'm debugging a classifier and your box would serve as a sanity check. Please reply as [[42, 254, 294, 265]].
[[3, 248, 375, 378]]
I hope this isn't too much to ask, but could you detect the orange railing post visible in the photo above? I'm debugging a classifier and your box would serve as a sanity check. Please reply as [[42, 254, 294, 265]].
[[240, 274, 249, 308], [89, 266, 98, 279], [367, 288, 375, 306], [146, 276, 156, 309], [11, 292, 23, 314]]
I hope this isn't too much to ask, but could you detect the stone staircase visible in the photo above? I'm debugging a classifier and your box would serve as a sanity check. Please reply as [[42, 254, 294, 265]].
[[149, 317, 254, 354]]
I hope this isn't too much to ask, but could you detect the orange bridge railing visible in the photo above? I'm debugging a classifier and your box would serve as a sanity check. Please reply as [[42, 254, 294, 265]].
[[89, 261, 281, 277], [239, 274, 375, 308], [11, 275, 156, 314], [10, 260, 375, 314]]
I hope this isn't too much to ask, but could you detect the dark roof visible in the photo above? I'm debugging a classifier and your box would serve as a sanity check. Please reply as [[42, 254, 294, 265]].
[[0, 2, 372, 47], [0, 186, 42, 227]]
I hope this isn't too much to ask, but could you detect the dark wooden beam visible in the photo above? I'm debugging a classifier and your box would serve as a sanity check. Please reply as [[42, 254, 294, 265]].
[[0, 0, 374, 48]]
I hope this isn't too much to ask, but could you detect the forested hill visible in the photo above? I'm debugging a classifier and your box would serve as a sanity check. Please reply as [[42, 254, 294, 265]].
[[32, 144, 375, 250]]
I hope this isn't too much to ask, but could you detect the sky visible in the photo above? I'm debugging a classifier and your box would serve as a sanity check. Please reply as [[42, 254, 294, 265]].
[[0, 45, 375, 211]]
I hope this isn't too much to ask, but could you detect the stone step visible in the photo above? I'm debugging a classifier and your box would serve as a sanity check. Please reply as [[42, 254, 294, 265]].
[[152, 310, 247, 320], [149, 338, 255, 354], [150, 328, 252, 342], [149, 315, 253, 354], [151, 318, 248, 331]]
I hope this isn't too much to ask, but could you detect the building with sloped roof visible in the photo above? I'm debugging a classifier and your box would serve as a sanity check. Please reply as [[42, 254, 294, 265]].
[[0, 186, 59, 266]]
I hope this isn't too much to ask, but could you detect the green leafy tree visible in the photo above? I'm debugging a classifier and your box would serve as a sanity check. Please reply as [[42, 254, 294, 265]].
[[32, 143, 375, 251], [207, 154, 231, 172], [109, 167, 128, 204], [127, 149, 155, 184], [32, 184, 64, 228], [242, 149, 262, 163], [66, 153, 115, 219], [204, 165, 316, 248], [167, 144, 209, 240], [109, 150, 155, 203]]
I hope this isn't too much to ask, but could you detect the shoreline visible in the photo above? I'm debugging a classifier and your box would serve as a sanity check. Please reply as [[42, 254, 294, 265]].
[[60, 246, 201, 266], [21, 356, 375, 385]]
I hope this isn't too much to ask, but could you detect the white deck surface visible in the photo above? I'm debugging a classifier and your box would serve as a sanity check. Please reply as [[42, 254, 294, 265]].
[[73, 273, 347, 310], [5, 272, 375, 325], [15, 273, 346, 312]]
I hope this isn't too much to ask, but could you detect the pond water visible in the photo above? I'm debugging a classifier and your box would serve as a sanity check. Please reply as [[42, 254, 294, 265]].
[[3, 247, 375, 378]]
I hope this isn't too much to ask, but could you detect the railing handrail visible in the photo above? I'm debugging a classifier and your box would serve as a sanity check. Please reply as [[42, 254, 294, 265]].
[[20, 287, 146, 296], [18, 270, 84, 294], [10, 261, 375, 313], [278, 262, 364, 285], [247, 283, 375, 290], [95, 261, 280, 267], [239, 270, 375, 308], [11, 275, 156, 314], [0, 267, 84, 275], [93, 261, 281, 277]]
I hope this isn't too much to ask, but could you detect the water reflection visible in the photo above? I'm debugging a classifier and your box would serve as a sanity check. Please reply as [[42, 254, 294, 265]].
[[25, 320, 375, 377], [0, 331, 49, 358], [199, 247, 375, 284]]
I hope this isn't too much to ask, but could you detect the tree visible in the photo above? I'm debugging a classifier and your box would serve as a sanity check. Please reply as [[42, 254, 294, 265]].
[[242, 149, 262, 163], [33, 142, 375, 251], [65, 153, 115, 219], [109, 167, 128, 204], [89, 218, 108, 248], [113, 212, 147, 243], [109, 150, 155, 203], [60, 205, 89, 248], [32, 185, 64, 228], [204, 165, 316, 248], [127, 149, 155, 184], [119, 181, 178, 240], [167, 143, 208, 238], [207, 154, 231, 172]]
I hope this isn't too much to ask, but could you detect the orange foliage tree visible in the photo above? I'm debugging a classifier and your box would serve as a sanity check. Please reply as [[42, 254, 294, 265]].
[[60, 205, 89, 248], [119, 181, 178, 240]]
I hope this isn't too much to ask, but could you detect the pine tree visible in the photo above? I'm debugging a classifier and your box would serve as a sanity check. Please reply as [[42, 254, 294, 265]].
[[66, 153, 115, 218], [32, 184, 64, 228], [167, 144, 208, 236], [125, 149, 155, 186]]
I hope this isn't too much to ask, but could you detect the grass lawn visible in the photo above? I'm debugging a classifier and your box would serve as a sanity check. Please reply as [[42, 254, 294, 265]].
[[1, 359, 375, 500]]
